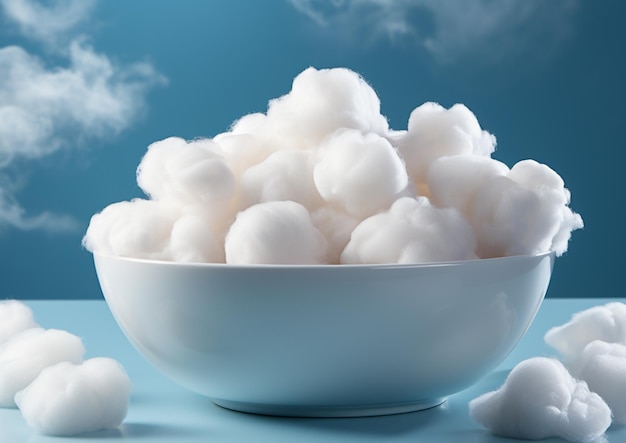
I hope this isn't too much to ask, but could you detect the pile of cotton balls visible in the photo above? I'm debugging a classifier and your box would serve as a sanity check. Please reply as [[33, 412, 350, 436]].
[[470, 302, 626, 442], [0, 300, 130, 436], [83, 67, 583, 264]]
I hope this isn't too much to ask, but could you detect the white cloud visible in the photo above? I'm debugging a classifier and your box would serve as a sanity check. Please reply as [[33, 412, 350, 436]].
[[0, 0, 96, 44], [287, 0, 580, 62], [0, 0, 166, 232]]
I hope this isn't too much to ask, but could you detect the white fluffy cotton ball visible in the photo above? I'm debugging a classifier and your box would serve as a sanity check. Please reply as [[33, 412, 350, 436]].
[[427, 154, 509, 213], [241, 149, 322, 210], [310, 205, 361, 264], [166, 214, 225, 263], [469, 357, 611, 442], [15, 358, 131, 436], [508, 159, 583, 256], [137, 136, 235, 208], [341, 197, 477, 264], [0, 328, 85, 407], [545, 302, 626, 364], [82, 199, 177, 259], [575, 340, 626, 424], [0, 300, 39, 345], [225, 200, 328, 264], [314, 129, 410, 218], [394, 102, 496, 193], [265, 67, 389, 149]]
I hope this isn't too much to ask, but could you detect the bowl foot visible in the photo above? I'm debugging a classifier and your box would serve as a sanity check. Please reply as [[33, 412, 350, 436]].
[[211, 397, 447, 417]]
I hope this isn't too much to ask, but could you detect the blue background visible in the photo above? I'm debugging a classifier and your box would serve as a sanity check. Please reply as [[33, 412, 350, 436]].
[[0, 0, 624, 299]]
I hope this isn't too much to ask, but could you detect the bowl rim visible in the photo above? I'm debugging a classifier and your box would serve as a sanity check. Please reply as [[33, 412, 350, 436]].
[[92, 250, 555, 271]]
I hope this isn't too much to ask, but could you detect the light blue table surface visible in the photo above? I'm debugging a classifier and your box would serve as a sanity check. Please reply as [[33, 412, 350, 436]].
[[1, 298, 624, 443]]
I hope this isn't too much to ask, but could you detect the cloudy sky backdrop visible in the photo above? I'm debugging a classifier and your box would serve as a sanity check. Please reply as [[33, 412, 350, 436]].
[[0, 0, 623, 299]]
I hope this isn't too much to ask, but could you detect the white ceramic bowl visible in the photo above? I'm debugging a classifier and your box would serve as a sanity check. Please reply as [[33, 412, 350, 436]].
[[94, 251, 554, 417]]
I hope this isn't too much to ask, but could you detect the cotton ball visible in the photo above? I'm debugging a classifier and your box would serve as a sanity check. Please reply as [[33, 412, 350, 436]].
[[545, 302, 626, 364], [167, 214, 224, 263], [136, 136, 235, 208], [214, 131, 277, 178], [15, 358, 131, 436], [82, 199, 177, 259], [225, 200, 328, 264], [310, 205, 360, 264], [314, 129, 410, 218], [509, 159, 583, 256], [241, 150, 322, 210], [427, 154, 509, 213], [470, 168, 581, 258], [574, 341, 626, 424], [341, 197, 477, 264], [394, 102, 496, 193], [229, 112, 267, 135], [469, 357, 611, 442], [0, 300, 39, 345], [266, 67, 389, 148], [0, 328, 84, 407]]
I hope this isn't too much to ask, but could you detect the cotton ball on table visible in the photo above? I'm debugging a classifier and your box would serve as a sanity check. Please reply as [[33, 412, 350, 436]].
[[544, 302, 626, 364], [469, 357, 611, 442], [136, 136, 235, 208], [0, 328, 84, 407], [340, 196, 477, 264], [82, 199, 178, 259], [240, 150, 322, 210], [225, 200, 328, 264], [573, 340, 626, 424], [393, 102, 496, 195], [0, 300, 39, 344], [314, 129, 410, 218], [265, 67, 389, 149], [14, 357, 131, 436]]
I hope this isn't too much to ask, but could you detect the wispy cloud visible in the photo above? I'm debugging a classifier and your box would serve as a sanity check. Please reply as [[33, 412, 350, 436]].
[[1, 0, 97, 44], [287, 0, 580, 62], [0, 0, 166, 233]]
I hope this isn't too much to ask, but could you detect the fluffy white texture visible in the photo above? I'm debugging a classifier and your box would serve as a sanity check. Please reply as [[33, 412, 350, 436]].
[[82, 199, 178, 260], [241, 150, 322, 210], [0, 300, 39, 345], [575, 341, 626, 424], [433, 158, 583, 258], [508, 160, 584, 256], [166, 214, 224, 263], [264, 67, 389, 149], [137, 137, 235, 208], [394, 102, 496, 194], [314, 129, 410, 218], [214, 114, 276, 177], [428, 154, 509, 213], [341, 197, 477, 264], [85, 67, 583, 264], [545, 302, 626, 364], [310, 206, 360, 264], [14, 357, 131, 436], [469, 357, 611, 442], [0, 328, 84, 408], [225, 201, 327, 265]]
